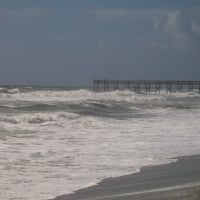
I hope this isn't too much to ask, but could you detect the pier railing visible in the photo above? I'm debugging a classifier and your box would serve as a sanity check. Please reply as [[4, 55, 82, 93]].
[[93, 79, 200, 94]]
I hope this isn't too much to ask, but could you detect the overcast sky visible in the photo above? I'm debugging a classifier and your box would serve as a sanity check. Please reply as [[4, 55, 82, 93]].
[[0, 0, 200, 86]]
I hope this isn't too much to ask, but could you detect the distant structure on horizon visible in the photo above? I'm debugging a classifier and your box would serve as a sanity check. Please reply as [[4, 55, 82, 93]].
[[93, 79, 200, 94]]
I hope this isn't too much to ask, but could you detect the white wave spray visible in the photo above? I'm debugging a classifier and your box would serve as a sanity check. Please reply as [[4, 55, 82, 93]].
[[0, 87, 200, 200]]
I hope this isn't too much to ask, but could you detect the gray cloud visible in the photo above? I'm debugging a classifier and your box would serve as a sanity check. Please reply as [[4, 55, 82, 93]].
[[163, 11, 191, 51], [92, 7, 200, 52], [163, 8, 200, 51], [192, 22, 200, 35], [92, 8, 165, 22], [92, 9, 132, 20], [0, 7, 51, 18], [0, 3, 200, 85], [87, 6, 200, 80]]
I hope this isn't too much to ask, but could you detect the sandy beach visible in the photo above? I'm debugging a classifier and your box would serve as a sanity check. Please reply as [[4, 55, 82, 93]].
[[51, 154, 200, 200]]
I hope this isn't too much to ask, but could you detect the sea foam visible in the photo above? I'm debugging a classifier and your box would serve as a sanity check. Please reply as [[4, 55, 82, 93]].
[[0, 87, 200, 200]]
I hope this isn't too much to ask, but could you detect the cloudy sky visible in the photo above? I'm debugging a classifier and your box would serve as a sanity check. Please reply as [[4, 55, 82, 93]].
[[0, 0, 200, 86]]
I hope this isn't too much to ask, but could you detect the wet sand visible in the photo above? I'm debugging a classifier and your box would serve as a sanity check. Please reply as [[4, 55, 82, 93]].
[[51, 154, 200, 200]]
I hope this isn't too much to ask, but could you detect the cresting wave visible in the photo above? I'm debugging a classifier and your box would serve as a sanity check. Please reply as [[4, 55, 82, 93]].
[[0, 112, 79, 125], [0, 86, 200, 200], [0, 87, 200, 127], [0, 87, 21, 94], [0, 87, 200, 116]]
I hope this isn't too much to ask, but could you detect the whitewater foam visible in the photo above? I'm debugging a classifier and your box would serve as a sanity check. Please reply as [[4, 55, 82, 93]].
[[0, 87, 200, 200]]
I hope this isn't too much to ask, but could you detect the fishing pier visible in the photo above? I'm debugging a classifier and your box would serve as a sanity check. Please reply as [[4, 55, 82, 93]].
[[93, 79, 200, 94]]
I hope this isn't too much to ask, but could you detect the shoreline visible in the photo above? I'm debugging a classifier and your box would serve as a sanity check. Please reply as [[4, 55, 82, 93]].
[[50, 154, 200, 200]]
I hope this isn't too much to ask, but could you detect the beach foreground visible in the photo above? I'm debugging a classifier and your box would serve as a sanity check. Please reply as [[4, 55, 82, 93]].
[[51, 154, 200, 200]]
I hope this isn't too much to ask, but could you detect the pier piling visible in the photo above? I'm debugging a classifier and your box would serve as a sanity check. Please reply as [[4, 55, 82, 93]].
[[93, 79, 200, 94]]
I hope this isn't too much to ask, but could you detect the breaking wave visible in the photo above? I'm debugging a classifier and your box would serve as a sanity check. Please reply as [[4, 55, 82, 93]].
[[1, 86, 200, 200], [0, 89, 199, 113], [0, 112, 79, 125], [0, 87, 21, 94]]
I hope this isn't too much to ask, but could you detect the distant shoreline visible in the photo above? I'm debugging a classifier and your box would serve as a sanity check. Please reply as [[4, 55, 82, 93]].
[[51, 154, 200, 200]]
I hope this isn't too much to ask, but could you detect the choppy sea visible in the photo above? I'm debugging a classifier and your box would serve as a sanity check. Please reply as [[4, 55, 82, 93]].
[[0, 86, 200, 200]]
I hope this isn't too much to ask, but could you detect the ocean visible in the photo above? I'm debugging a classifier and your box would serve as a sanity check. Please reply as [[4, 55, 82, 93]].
[[0, 86, 200, 200]]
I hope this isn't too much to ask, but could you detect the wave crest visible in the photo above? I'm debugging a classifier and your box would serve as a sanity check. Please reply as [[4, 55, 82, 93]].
[[0, 112, 79, 125]]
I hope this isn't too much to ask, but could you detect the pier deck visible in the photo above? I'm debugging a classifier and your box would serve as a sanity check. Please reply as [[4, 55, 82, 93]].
[[93, 79, 200, 94]]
